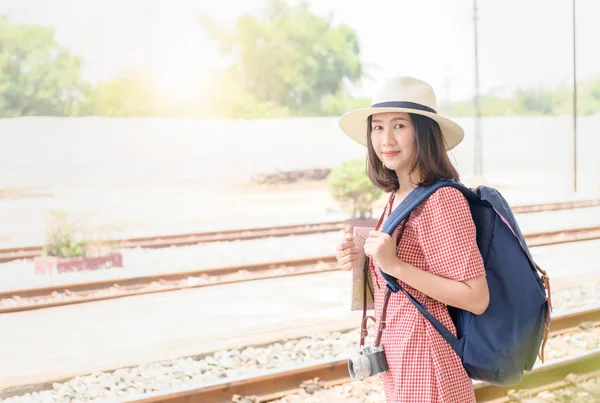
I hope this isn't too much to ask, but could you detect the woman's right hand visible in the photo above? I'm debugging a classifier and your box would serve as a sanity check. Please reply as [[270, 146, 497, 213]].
[[335, 232, 360, 271]]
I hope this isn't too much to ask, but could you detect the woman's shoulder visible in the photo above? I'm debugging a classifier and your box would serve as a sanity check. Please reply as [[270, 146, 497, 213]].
[[411, 186, 469, 222], [428, 186, 468, 206]]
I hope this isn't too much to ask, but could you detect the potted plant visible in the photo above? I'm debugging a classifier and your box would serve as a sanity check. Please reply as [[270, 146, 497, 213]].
[[327, 159, 382, 233], [34, 211, 122, 275]]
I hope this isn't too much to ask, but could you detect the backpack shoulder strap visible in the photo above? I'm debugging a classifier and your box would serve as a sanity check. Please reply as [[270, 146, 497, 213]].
[[379, 180, 476, 292], [378, 181, 477, 355], [381, 181, 477, 236]]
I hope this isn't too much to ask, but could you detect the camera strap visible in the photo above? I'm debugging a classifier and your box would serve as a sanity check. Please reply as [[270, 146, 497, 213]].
[[359, 260, 376, 347], [359, 206, 409, 348]]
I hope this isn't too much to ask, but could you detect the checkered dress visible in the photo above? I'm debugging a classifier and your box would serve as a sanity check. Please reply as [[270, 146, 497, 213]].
[[369, 187, 485, 403]]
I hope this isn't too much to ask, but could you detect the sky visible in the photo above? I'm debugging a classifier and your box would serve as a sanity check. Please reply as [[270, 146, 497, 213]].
[[1, 0, 599, 102]]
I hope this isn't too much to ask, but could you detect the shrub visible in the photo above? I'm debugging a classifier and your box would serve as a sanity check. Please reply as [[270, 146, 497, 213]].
[[328, 159, 382, 219], [42, 211, 115, 258]]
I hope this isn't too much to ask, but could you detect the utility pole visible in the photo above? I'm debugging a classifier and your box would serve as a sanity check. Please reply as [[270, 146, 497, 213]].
[[473, 0, 483, 180], [572, 0, 578, 192]]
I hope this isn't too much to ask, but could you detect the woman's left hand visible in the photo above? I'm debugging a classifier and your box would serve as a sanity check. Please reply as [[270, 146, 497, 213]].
[[364, 230, 400, 275]]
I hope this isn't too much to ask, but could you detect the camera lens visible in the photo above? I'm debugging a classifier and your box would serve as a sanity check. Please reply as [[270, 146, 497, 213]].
[[348, 356, 371, 379]]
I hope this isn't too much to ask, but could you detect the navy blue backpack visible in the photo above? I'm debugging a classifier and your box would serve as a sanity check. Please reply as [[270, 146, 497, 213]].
[[380, 181, 552, 386]]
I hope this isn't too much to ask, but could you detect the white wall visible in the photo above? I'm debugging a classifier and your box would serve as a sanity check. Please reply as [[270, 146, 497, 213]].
[[0, 115, 598, 191]]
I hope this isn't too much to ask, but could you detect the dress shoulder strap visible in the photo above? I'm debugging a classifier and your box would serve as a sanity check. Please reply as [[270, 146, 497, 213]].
[[376, 191, 396, 231]]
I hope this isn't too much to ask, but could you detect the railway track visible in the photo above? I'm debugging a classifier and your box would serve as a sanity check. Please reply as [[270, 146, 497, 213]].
[[0, 255, 338, 314], [1, 198, 599, 264], [0, 222, 346, 263], [2, 226, 600, 315], [120, 352, 600, 403], [110, 306, 600, 402], [1, 305, 598, 403]]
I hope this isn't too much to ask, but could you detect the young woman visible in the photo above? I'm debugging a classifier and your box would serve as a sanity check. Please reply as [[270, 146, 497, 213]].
[[335, 76, 490, 402]]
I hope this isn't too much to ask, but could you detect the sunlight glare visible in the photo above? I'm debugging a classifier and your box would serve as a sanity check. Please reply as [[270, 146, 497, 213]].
[[155, 29, 219, 100]]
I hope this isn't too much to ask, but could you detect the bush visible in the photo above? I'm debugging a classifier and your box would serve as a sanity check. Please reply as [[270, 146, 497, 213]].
[[42, 211, 116, 258], [328, 159, 382, 218], [42, 211, 87, 258]]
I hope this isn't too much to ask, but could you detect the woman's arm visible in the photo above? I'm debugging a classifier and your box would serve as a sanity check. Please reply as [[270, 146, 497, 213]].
[[365, 188, 490, 315], [386, 260, 489, 315]]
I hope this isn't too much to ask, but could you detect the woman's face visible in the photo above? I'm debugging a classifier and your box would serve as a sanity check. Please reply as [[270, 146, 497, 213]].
[[370, 112, 416, 174]]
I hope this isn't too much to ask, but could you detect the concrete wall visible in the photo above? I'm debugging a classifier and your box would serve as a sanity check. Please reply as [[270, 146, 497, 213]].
[[1, 115, 598, 191]]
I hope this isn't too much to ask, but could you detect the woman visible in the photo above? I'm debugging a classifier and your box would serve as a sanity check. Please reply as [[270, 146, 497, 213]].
[[335, 76, 490, 402]]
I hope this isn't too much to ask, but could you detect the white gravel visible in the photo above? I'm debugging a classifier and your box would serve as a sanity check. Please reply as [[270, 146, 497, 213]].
[[272, 374, 600, 403], [552, 282, 600, 313], [1, 292, 599, 403], [0, 328, 364, 403], [0, 232, 598, 402], [501, 373, 600, 403], [270, 377, 386, 403], [272, 325, 600, 403]]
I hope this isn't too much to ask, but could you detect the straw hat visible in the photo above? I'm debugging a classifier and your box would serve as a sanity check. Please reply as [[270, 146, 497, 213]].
[[339, 76, 464, 150]]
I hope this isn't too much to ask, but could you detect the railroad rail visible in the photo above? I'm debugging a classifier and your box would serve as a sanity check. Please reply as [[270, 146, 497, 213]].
[[114, 306, 600, 402], [2, 226, 600, 314], [1, 198, 599, 264], [0, 305, 597, 403], [0, 222, 346, 263], [0, 255, 337, 314]]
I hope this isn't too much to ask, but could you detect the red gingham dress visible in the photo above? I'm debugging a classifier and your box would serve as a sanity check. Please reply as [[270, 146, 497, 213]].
[[369, 187, 486, 403]]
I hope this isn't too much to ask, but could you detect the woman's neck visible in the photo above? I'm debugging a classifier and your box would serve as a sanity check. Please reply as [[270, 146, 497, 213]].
[[395, 169, 421, 195]]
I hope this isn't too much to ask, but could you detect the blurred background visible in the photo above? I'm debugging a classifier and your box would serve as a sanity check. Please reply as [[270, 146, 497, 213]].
[[0, 1, 599, 402], [0, 0, 599, 246], [0, 0, 599, 247]]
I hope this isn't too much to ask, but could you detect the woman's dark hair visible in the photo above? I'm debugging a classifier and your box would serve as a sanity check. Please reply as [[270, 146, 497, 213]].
[[366, 113, 459, 192]]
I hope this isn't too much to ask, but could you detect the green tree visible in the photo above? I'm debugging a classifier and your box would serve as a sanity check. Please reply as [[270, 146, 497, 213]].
[[589, 79, 600, 102], [201, 0, 363, 117], [580, 78, 600, 116], [0, 17, 86, 116], [515, 85, 571, 116], [440, 81, 600, 117], [76, 69, 159, 117], [198, 70, 290, 118], [321, 90, 370, 116]]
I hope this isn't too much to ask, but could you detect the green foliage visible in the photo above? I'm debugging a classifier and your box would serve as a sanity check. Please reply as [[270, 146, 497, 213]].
[[515, 85, 570, 115], [42, 211, 87, 258], [480, 95, 525, 116], [4, 9, 600, 119], [328, 159, 382, 219], [200, 71, 290, 118], [201, 0, 363, 118], [444, 95, 531, 117], [589, 79, 600, 100], [442, 82, 600, 117], [0, 17, 86, 117], [76, 69, 159, 116], [42, 211, 117, 258], [578, 79, 600, 116], [321, 91, 370, 117]]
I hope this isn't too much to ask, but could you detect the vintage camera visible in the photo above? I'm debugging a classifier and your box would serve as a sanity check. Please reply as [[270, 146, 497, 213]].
[[348, 344, 389, 379]]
